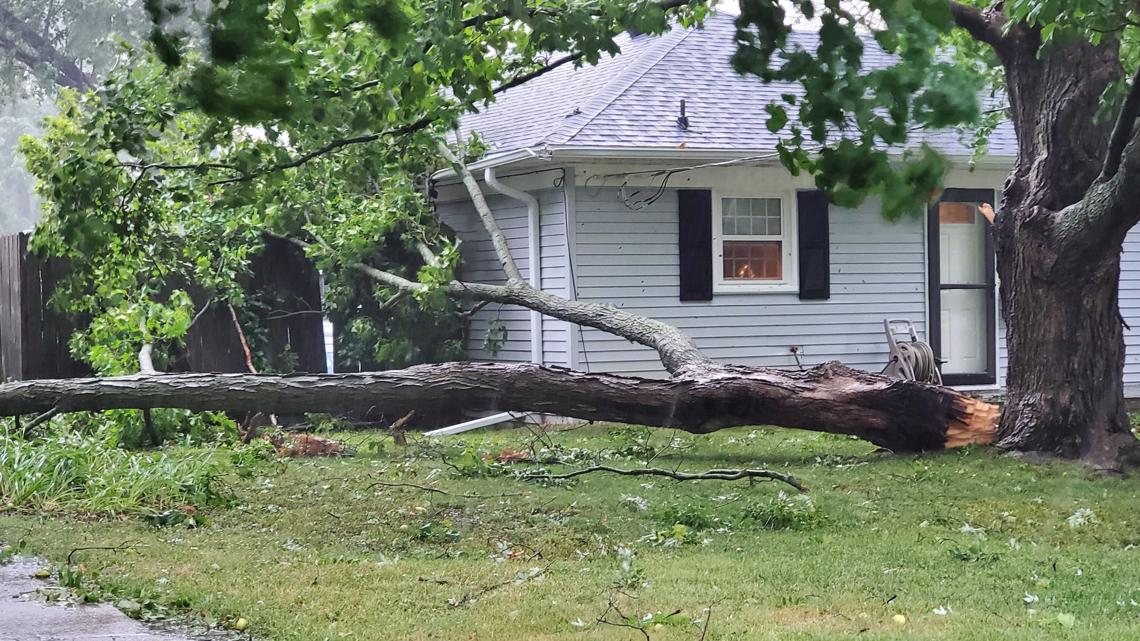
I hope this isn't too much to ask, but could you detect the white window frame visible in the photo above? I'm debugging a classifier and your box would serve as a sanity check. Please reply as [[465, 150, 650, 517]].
[[712, 191, 799, 293]]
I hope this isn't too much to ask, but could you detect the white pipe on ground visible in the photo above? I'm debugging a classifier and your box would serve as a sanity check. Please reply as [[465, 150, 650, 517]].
[[484, 167, 543, 366], [423, 412, 521, 437]]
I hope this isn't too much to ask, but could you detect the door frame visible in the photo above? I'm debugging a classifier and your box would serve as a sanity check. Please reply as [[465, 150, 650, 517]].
[[927, 188, 997, 386]]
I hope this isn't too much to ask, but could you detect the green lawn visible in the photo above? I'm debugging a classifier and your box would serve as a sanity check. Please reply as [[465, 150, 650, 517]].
[[2, 424, 1139, 640]]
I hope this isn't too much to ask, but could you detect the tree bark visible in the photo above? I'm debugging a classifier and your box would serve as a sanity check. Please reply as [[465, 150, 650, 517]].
[[0, 361, 997, 453], [996, 229, 1136, 466], [992, 31, 1140, 469]]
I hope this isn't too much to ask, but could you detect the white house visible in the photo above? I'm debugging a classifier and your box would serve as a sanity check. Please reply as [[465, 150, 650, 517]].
[[431, 13, 1140, 393]]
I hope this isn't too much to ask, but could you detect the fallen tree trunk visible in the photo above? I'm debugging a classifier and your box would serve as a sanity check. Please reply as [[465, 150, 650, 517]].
[[0, 361, 997, 452]]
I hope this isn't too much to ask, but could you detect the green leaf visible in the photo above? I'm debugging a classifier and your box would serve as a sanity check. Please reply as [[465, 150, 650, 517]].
[[765, 104, 788, 133]]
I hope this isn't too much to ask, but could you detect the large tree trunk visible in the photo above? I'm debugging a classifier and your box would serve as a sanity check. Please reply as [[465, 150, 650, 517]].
[[996, 218, 1135, 466], [0, 362, 998, 453], [994, 32, 1140, 469]]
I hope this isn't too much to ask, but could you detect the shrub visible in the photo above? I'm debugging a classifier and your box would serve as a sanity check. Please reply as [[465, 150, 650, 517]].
[[742, 492, 824, 530], [22, 410, 238, 450], [653, 502, 717, 530]]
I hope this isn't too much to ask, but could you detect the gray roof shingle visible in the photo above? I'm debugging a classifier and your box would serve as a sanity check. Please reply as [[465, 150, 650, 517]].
[[459, 13, 1016, 160]]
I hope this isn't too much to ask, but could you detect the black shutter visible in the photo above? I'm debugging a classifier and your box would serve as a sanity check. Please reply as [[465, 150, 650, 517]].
[[678, 189, 713, 301], [797, 190, 830, 300]]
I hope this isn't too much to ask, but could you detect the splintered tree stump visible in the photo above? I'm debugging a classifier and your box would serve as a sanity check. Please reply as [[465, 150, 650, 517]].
[[946, 395, 1000, 447]]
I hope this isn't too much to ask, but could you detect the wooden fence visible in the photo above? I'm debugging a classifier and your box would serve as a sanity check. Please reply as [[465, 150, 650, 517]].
[[0, 232, 327, 382], [0, 233, 89, 381]]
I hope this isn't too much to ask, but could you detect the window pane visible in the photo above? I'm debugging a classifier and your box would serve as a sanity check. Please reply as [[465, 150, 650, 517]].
[[722, 240, 783, 280], [939, 202, 976, 224], [766, 199, 782, 235], [722, 197, 782, 237]]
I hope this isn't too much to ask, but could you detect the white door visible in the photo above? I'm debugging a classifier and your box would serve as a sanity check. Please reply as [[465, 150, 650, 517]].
[[937, 201, 990, 377]]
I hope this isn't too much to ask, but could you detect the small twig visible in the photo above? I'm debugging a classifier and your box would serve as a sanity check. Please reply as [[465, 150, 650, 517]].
[[437, 451, 464, 476], [67, 540, 140, 565], [227, 304, 258, 375], [488, 538, 545, 562], [142, 409, 159, 447], [448, 562, 551, 608], [227, 303, 277, 439], [24, 403, 63, 434], [459, 300, 490, 319], [520, 465, 807, 492], [522, 422, 554, 455], [388, 410, 415, 445], [364, 480, 526, 500], [265, 309, 325, 320], [366, 480, 453, 496], [188, 300, 212, 331], [697, 602, 715, 641], [597, 594, 651, 641], [380, 291, 407, 312]]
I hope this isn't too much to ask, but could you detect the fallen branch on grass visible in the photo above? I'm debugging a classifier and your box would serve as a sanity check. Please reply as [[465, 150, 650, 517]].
[[698, 602, 715, 641], [595, 591, 654, 641], [66, 540, 141, 565], [447, 563, 552, 607], [365, 480, 528, 500], [519, 466, 807, 492]]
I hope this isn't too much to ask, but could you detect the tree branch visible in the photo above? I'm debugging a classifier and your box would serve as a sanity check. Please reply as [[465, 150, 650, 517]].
[[520, 465, 807, 492], [1101, 64, 1140, 180], [194, 0, 700, 185], [437, 140, 525, 283], [271, 226, 710, 374], [458, 0, 698, 32], [207, 121, 430, 186], [0, 5, 90, 90], [365, 480, 526, 499], [138, 344, 157, 374], [493, 52, 585, 95], [948, 1, 1005, 49]]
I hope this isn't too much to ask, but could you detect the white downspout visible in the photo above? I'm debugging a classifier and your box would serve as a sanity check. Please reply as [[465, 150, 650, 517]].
[[484, 167, 543, 365]]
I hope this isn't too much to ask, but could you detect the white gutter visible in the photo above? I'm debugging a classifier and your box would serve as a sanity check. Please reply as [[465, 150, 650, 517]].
[[434, 145, 1015, 183], [538, 145, 1016, 169], [428, 143, 1016, 183], [484, 166, 543, 366], [431, 148, 552, 181]]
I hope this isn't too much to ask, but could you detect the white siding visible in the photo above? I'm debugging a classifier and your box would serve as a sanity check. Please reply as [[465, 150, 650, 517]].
[[1122, 229, 1140, 385], [998, 316, 1008, 389], [436, 188, 570, 365], [571, 188, 925, 377], [540, 190, 572, 367]]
